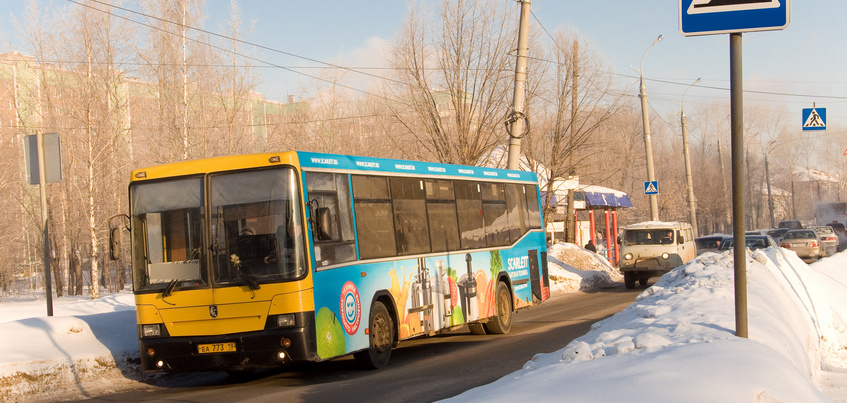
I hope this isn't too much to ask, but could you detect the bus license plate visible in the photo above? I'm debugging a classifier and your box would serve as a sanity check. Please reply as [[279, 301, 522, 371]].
[[197, 342, 236, 354]]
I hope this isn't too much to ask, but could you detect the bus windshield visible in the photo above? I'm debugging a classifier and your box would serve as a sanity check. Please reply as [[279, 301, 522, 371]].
[[130, 167, 306, 293], [623, 229, 675, 246], [210, 168, 306, 286]]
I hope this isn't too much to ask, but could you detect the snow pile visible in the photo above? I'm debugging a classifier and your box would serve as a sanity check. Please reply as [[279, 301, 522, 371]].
[[546, 242, 621, 293], [2, 243, 847, 402], [0, 295, 145, 400], [445, 247, 847, 402]]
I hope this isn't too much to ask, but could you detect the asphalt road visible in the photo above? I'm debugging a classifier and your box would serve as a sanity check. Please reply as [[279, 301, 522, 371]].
[[84, 286, 640, 402]]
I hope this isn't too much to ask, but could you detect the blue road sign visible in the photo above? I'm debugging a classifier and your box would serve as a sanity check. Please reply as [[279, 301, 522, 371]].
[[679, 0, 790, 36], [644, 181, 659, 195], [802, 108, 826, 131]]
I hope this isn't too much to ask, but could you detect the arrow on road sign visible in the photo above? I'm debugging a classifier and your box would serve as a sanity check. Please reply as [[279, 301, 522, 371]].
[[687, 0, 781, 15]]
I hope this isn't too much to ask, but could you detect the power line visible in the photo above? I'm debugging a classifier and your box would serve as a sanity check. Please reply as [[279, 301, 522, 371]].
[[66, 0, 392, 99]]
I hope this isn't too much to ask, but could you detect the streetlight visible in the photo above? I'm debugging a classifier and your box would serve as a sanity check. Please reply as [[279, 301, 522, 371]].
[[681, 78, 700, 237], [639, 35, 662, 221]]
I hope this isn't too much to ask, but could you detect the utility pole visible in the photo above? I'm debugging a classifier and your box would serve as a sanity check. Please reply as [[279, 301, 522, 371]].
[[681, 78, 700, 236], [566, 40, 578, 243], [506, 0, 530, 170], [765, 152, 775, 227], [638, 35, 662, 221], [717, 138, 730, 232]]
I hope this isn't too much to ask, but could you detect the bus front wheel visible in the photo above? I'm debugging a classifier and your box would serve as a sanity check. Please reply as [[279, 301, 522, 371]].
[[355, 301, 394, 370], [483, 282, 512, 334]]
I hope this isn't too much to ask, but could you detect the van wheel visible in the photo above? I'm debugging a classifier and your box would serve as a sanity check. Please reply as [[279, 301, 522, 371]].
[[354, 301, 393, 370], [639, 276, 648, 286], [624, 272, 635, 289]]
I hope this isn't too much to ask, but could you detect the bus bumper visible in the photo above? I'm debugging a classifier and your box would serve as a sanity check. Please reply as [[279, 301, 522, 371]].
[[139, 315, 318, 372]]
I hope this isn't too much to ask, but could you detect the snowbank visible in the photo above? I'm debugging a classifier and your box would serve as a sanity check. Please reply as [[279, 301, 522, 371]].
[[2, 243, 847, 402]]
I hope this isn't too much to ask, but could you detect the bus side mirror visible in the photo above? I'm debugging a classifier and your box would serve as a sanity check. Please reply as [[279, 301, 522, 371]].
[[315, 207, 332, 241], [678, 235, 685, 244], [109, 227, 121, 260]]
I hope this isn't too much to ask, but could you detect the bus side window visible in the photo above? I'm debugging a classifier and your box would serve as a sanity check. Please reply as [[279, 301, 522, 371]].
[[305, 172, 356, 268], [425, 179, 460, 253], [352, 175, 397, 259]]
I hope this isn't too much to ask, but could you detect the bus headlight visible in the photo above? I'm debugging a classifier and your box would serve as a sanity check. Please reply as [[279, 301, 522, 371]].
[[624, 253, 633, 260], [141, 324, 162, 337], [276, 314, 296, 328], [661, 252, 670, 260]]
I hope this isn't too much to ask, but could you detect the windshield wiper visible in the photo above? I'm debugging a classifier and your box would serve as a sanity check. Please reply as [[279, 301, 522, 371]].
[[238, 269, 260, 291], [162, 278, 179, 298]]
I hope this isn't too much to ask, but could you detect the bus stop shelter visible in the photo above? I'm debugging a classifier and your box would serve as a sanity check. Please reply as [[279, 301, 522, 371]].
[[582, 186, 633, 265]]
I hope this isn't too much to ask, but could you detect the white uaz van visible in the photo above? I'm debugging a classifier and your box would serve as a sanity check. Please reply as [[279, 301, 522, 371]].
[[618, 221, 696, 289]]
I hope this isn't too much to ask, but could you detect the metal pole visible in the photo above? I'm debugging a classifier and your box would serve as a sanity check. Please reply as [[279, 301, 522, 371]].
[[36, 131, 53, 316], [730, 33, 747, 339], [506, 0, 531, 170], [765, 152, 775, 227], [681, 78, 700, 237], [639, 35, 662, 221]]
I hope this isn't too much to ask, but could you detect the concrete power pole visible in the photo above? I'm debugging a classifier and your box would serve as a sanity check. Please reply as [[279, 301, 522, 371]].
[[638, 35, 663, 221], [565, 40, 578, 243], [506, 0, 531, 170]]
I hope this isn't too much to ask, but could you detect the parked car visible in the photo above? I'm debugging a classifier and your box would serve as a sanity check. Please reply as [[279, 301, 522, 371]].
[[779, 229, 822, 262], [745, 229, 770, 236], [695, 234, 727, 255], [767, 228, 790, 243], [826, 222, 847, 251], [811, 226, 839, 257], [718, 235, 779, 251], [778, 220, 804, 230]]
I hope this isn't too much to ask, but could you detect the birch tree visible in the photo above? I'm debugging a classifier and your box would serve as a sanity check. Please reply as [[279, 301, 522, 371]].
[[384, 0, 517, 165]]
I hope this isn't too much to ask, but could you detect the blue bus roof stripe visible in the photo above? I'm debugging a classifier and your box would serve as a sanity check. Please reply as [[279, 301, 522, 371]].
[[297, 151, 538, 183]]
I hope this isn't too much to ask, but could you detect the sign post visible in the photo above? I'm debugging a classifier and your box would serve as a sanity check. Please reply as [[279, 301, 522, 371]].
[[25, 133, 62, 317], [679, 0, 790, 339]]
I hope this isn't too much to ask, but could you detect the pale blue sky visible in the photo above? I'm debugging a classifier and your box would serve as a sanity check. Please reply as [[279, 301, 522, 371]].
[[2, 1, 844, 140]]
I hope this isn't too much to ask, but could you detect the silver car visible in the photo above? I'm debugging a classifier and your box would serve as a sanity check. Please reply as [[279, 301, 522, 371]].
[[812, 226, 839, 257], [779, 229, 822, 262]]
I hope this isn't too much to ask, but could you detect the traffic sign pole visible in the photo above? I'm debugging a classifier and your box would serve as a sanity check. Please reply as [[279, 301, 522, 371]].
[[729, 33, 747, 339], [679, 0, 790, 340]]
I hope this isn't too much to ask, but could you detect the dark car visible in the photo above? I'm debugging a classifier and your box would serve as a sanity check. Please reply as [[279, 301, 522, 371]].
[[826, 222, 847, 251], [695, 235, 727, 255], [778, 220, 804, 230], [718, 235, 778, 251], [767, 228, 790, 243]]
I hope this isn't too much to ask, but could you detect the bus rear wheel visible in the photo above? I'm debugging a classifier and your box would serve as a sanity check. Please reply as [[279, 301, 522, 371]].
[[483, 282, 512, 334], [355, 301, 394, 370]]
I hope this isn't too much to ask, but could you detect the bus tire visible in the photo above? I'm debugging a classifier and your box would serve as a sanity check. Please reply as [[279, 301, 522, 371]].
[[483, 282, 512, 334], [624, 272, 635, 289], [354, 301, 394, 370], [468, 322, 487, 335]]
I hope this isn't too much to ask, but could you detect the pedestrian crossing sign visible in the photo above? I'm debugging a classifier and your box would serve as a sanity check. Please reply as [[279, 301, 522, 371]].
[[644, 181, 659, 195], [802, 107, 826, 131]]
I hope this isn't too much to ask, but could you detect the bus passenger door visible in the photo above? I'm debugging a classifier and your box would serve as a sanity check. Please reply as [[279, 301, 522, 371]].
[[529, 249, 540, 301]]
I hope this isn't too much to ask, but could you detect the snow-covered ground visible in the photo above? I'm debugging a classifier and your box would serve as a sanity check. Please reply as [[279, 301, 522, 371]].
[[2, 242, 846, 402]]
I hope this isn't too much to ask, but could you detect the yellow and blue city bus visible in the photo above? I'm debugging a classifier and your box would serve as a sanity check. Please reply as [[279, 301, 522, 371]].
[[114, 151, 549, 372]]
